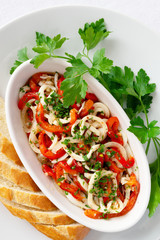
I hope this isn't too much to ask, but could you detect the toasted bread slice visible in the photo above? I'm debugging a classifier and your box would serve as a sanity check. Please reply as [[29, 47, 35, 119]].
[[0, 136, 23, 166], [0, 196, 75, 225], [0, 152, 39, 192], [31, 223, 90, 240], [0, 176, 56, 211], [0, 97, 11, 141]]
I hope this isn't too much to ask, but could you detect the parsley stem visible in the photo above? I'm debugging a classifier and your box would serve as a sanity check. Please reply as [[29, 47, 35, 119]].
[[152, 138, 160, 172], [52, 55, 70, 60], [139, 97, 149, 127], [82, 49, 93, 64], [146, 138, 151, 155]]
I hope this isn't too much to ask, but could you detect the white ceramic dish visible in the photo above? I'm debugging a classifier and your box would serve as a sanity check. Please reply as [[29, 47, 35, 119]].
[[5, 58, 150, 232], [1, 5, 160, 240]]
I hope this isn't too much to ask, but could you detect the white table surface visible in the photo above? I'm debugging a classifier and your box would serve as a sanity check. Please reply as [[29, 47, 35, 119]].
[[0, 0, 160, 239]]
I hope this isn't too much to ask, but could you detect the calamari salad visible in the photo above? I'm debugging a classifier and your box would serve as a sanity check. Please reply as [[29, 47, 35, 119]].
[[18, 72, 140, 220]]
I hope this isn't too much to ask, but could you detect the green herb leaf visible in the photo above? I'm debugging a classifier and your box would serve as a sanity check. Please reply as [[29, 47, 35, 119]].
[[61, 75, 88, 107], [64, 57, 89, 78], [128, 116, 148, 144], [128, 117, 160, 144], [134, 69, 156, 97], [78, 18, 110, 50], [92, 48, 113, 74], [10, 47, 29, 74], [31, 32, 68, 68], [148, 172, 160, 217], [30, 54, 50, 68], [57, 177, 65, 182]]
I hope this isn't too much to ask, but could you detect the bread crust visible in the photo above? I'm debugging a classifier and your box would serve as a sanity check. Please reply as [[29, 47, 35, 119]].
[[0, 155, 39, 192], [56, 224, 90, 240], [31, 223, 69, 240], [0, 177, 56, 211], [0, 136, 23, 166], [0, 197, 75, 225], [0, 97, 11, 141], [31, 223, 90, 240]]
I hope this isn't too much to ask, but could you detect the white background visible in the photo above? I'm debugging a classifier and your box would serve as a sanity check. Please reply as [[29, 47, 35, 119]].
[[0, 0, 160, 240]]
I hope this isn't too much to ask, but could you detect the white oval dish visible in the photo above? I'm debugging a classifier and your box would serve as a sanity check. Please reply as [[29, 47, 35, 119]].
[[5, 58, 151, 232]]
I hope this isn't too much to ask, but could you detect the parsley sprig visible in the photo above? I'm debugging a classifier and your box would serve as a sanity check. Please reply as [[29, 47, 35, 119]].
[[10, 18, 160, 217]]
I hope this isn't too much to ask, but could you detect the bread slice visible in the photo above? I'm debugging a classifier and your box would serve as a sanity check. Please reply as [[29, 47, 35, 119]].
[[31, 223, 90, 240], [0, 196, 75, 225], [0, 97, 90, 239], [0, 136, 23, 166], [0, 176, 56, 211], [0, 97, 11, 141], [0, 151, 39, 192]]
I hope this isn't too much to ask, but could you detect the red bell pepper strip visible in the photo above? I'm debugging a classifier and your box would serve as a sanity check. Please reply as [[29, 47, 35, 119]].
[[57, 76, 65, 96], [29, 72, 48, 92], [106, 117, 123, 145], [42, 164, 56, 180], [85, 92, 98, 102], [126, 173, 140, 193], [79, 99, 94, 118], [104, 151, 124, 173], [39, 131, 66, 160], [105, 148, 135, 169], [58, 160, 84, 175], [36, 103, 77, 133], [53, 161, 84, 201], [107, 117, 119, 132], [69, 108, 77, 125], [44, 134, 52, 148], [60, 182, 84, 201], [18, 92, 39, 110], [117, 188, 125, 202], [71, 103, 80, 110], [71, 159, 85, 174]]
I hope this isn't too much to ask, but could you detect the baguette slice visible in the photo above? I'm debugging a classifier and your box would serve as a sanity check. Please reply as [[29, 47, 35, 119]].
[[0, 176, 56, 211], [0, 196, 75, 225], [0, 97, 11, 141], [0, 151, 39, 192], [31, 223, 90, 240], [0, 136, 23, 166]]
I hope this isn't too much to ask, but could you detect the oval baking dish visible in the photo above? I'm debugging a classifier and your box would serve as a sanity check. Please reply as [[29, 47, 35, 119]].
[[5, 58, 150, 232]]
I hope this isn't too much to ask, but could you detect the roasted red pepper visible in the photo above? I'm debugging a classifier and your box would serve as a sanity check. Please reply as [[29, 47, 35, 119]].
[[60, 182, 84, 201], [42, 164, 56, 180], [57, 76, 65, 96], [104, 150, 124, 173], [105, 148, 135, 169], [79, 99, 94, 118], [36, 103, 77, 133], [39, 131, 66, 160], [106, 117, 123, 145], [18, 92, 39, 110], [85, 92, 98, 102], [59, 160, 84, 175], [29, 72, 48, 92]]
